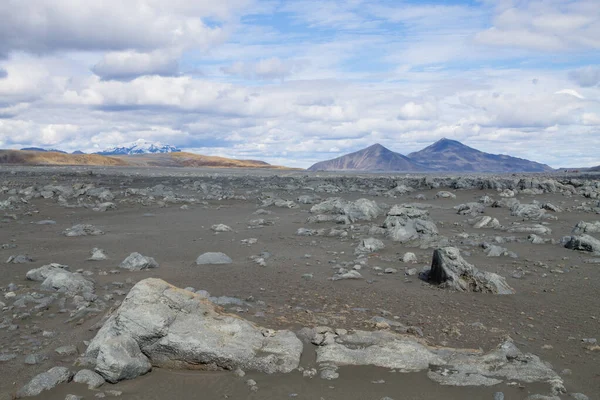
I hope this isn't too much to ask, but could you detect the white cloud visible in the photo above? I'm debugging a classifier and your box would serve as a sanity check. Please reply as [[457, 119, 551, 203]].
[[569, 66, 600, 87], [92, 50, 180, 80], [397, 102, 438, 120], [221, 57, 307, 80]]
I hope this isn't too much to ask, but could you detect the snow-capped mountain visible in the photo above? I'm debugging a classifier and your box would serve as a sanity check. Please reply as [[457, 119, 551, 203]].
[[96, 139, 181, 155]]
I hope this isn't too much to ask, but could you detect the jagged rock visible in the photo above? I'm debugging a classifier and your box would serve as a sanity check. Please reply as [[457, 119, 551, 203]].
[[506, 224, 552, 235], [482, 243, 517, 258], [572, 221, 600, 235], [511, 203, 546, 220], [297, 195, 320, 204], [310, 198, 382, 222], [95, 335, 152, 383], [383, 207, 438, 243], [94, 202, 116, 212], [355, 238, 385, 254], [196, 252, 233, 265], [423, 247, 514, 294], [211, 224, 233, 232], [63, 224, 104, 237], [16, 366, 73, 398], [89, 248, 108, 261], [85, 279, 302, 382], [40, 270, 94, 295], [26, 263, 70, 282], [455, 202, 485, 216], [542, 203, 562, 212], [315, 330, 562, 392], [6, 254, 33, 264], [73, 369, 105, 389], [470, 216, 501, 229], [119, 252, 159, 271], [402, 252, 418, 263], [563, 234, 600, 253]]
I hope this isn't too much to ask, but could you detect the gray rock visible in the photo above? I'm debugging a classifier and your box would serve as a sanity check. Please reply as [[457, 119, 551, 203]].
[[55, 345, 78, 356], [355, 238, 385, 254], [85, 279, 302, 381], [506, 224, 552, 235], [330, 269, 363, 281], [211, 224, 233, 232], [424, 247, 514, 294], [569, 394, 589, 400], [73, 369, 105, 389], [493, 392, 504, 400], [64, 395, 82, 400], [471, 216, 501, 229], [6, 254, 33, 264], [16, 366, 73, 398], [119, 252, 159, 271], [95, 335, 152, 383], [435, 191, 456, 199], [310, 198, 382, 222], [402, 252, 418, 263], [563, 234, 600, 253], [195, 252, 233, 265], [63, 224, 104, 237], [572, 221, 600, 235], [24, 354, 47, 365], [40, 270, 94, 295], [26, 263, 70, 282], [510, 203, 546, 220], [89, 248, 108, 261]]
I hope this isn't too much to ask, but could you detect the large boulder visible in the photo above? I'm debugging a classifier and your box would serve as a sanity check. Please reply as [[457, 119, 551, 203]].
[[27, 263, 94, 295], [95, 335, 152, 383], [310, 198, 382, 223], [510, 203, 546, 220], [16, 367, 73, 398], [572, 221, 600, 235], [85, 279, 302, 382], [383, 205, 438, 243], [119, 252, 159, 271], [563, 234, 600, 253], [424, 247, 514, 294], [26, 263, 69, 282]]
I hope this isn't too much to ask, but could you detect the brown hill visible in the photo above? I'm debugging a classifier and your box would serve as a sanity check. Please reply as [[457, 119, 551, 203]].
[[0, 150, 288, 169]]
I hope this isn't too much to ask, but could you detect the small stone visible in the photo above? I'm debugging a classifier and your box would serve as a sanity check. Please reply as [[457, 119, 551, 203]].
[[55, 345, 78, 356]]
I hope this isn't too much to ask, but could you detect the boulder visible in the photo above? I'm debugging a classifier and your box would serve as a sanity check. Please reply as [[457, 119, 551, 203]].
[[89, 248, 107, 261], [73, 369, 105, 389], [95, 335, 152, 383], [16, 367, 73, 398], [40, 270, 94, 295], [196, 252, 233, 265], [211, 224, 233, 232], [572, 221, 600, 235], [563, 234, 600, 253], [310, 198, 382, 222], [26, 263, 70, 282], [424, 247, 514, 294], [119, 252, 159, 271], [85, 278, 302, 381], [510, 203, 546, 220], [6, 255, 34, 264]]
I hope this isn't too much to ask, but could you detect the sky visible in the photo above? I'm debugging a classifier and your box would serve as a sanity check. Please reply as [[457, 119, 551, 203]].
[[0, 0, 599, 168]]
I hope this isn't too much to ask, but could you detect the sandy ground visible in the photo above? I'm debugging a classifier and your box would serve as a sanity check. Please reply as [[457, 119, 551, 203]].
[[0, 166, 598, 399]]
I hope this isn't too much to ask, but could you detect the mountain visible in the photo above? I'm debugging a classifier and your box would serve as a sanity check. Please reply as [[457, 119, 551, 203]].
[[97, 139, 181, 155], [407, 138, 554, 172], [21, 147, 67, 154], [71, 150, 85, 155], [308, 143, 428, 172], [0, 150, 289, 169]]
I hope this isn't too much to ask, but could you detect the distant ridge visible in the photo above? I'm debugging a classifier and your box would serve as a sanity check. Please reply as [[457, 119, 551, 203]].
[[308, 138, 554, 173], [21, 147, 67, 154], [308, 143, 428, 172], [96, 139, 181, 155]]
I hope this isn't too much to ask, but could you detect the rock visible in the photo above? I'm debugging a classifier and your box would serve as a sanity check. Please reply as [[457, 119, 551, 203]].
[[383, 207, 438, 243], [506, 224, 552, 235], [455, 202, 485, 215], [95, 202, 116, 212], [211, 224, 233, 232], [196, 252, 233, 265], [73, 369, 105, 389], [89, 248, 108, 261], [435, 191, 456, 199], [55, 345, 78, 356], [36, 220, 56, 225], [119, 252, 159, 271], [0, 353, 17, 362], [38, 269, 95, 295], [65, 395, 82, 400], [24, 354, 47, 365], [315, 330, 562, 392], [471, 216, 501, 229], [95, 335, 152, 383], [330, 269, 362, 281], [493, 392, 505, 400], [85, 279, 302, 381], [572, 221, 600, 235], [26, 263, 70, 281], [6, 254, 33, 264], [402, 252, 418, 263], [310, 198, 382, 222], [569, 394, 589, 400], [510, 203, 546, 220], [563, 234, 600, 253], [63, 224, 104, 237], [16, 366, 73, 398], [355, 238, 385, 254], [424, 247, 515, 294]]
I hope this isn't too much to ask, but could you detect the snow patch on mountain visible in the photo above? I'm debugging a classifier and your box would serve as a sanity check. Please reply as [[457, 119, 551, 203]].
[[97, 139, 181, 155]]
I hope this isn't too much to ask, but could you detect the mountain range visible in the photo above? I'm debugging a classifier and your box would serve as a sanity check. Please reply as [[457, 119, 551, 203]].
[[95, 139, 181, 155], [308, 138, 554, 173]]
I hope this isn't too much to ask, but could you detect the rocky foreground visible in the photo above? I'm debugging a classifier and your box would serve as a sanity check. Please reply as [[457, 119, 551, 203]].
[[0, 166, 599, 399]]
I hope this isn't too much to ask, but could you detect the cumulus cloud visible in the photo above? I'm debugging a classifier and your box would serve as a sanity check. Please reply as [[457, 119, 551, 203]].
[[0, 68, 6, 79], [92, 50, 180, 81], [569, 66, 600, 87], [221, 58, 307, 80], [397, 102, 438, 120]]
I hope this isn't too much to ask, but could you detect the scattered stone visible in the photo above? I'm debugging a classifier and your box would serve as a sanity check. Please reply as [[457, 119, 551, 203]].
[[211, 224, 233, 232], [119, 252, 159, 271], [73, 369, 106, 389], [63, 224, 104, 237], [6, 254, 33, 264], [355, 238, 385, 254], [89, 248, 108, 261], [55, 345, 78, 356], [16, 367, 73, 398]]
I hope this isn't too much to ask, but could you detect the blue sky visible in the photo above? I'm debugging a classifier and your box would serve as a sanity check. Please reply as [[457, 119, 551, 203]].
[[0, 0, 599, 167]]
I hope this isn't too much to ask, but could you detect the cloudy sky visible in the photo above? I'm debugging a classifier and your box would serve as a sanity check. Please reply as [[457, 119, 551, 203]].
[[0, 0, 599, 168]]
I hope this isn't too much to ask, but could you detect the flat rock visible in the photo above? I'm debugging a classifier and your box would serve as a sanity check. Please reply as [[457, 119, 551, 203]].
[[73, 369, 105, 389], [63, 224, 104, 237], [563, 234, 600, 253], [16, 366, 73, 398], [355, 238, 385, 254]]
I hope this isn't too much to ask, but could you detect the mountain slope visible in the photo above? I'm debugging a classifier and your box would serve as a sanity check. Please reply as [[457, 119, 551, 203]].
[[308, 143, 428, 172], [97, 139, 181, 155], [0, 150, 288, 169], [407, 138, 553, 172]]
